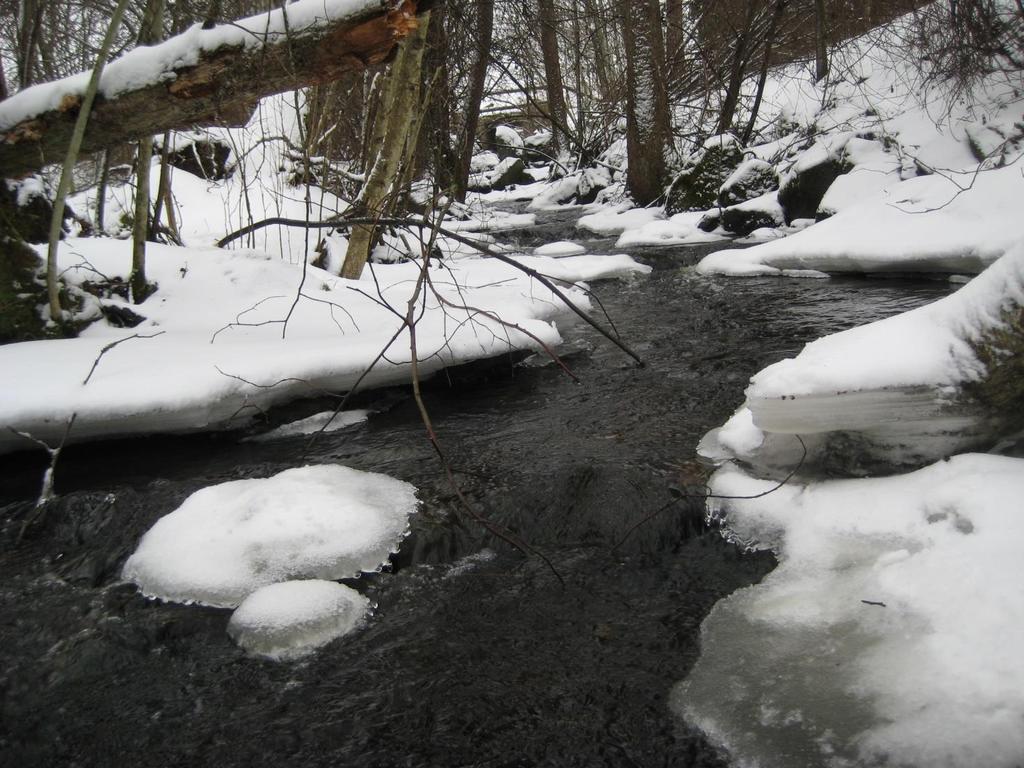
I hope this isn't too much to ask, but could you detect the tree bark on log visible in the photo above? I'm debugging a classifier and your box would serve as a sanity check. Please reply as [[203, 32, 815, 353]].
[[0, 0, 434, 179]]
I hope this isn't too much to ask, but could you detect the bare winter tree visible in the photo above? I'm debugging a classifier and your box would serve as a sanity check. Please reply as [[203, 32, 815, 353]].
[[130, 0, 165, 304], [621, 0, 671, 204]]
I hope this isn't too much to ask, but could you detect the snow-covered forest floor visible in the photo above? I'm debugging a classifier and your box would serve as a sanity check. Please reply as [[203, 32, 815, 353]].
[[2, 2, 1024, 766]]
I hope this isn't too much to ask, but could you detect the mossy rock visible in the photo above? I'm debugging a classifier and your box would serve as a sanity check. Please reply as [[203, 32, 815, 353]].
[[167, 139, 232, 180], [665, 138, 744, 215], [0, 177, 86, 244], [489, 158, 529, 190], [718, 159, 778, 208], [778, 157, 852, 223], [720, 203, 783, 237], [0, 237, 50, 344]]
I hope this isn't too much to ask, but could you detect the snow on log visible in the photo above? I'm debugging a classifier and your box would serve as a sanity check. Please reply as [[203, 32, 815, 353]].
[[0, 0, 431, 179]]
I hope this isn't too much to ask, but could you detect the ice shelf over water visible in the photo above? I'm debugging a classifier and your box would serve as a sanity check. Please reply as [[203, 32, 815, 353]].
[[675, 454, 1024, 768], [700, 238, 1024, 473]]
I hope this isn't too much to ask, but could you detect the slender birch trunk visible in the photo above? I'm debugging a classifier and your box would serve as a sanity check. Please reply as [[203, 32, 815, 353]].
[[45, 0, 133, 322]]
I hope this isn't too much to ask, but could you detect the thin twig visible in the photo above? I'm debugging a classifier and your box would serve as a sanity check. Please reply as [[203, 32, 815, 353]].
[[82, 332, 165, 385]]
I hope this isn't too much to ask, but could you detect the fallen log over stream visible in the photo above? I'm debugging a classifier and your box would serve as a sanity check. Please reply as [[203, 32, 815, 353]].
[[0, 0, 434, 179]]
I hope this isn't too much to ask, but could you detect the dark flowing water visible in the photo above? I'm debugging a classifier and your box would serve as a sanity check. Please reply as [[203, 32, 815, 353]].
[[0, 219, 954, 767]]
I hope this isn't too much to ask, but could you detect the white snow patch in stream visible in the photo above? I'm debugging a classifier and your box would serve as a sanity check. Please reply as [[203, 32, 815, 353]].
[[675, 454, 1024, 768], [227, 580, 370, 660], [122, 465, 417, 609]]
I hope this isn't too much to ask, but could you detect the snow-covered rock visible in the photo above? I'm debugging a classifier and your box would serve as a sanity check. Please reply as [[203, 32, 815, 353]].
[[227, 580, 370, 660], [122, 465, 417, 608], [533, 241, 587, 257], [697, 163, 1024, 276], [718, 158, 778, 207], [720, 192, 785, 237]]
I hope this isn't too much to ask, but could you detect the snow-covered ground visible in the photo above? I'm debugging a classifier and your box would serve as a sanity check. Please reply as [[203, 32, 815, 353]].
[[554, 4, 1024, 276]]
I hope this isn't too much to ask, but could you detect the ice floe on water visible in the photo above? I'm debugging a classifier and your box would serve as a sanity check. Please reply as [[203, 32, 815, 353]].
[[123, 465, 417, 609], [227, 580, 370, 661], [245, 409, 370, 442], [675, 454, 1024, 768]]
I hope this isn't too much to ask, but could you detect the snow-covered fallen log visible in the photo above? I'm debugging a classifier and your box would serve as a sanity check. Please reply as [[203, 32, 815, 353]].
[[0, 0, 431, 178]]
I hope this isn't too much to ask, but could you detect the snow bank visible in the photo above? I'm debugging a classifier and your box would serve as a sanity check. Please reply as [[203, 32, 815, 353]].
[[700, 239, 1024, 472], [0, 238, 648, 452], [227, 580, 370, 660], [675, 453, 1024, 768], [123, 465, 416, 608], [697, 163, 1024, 276]]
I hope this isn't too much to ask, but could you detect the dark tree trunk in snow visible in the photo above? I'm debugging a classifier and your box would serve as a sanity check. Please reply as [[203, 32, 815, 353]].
[[622, 0, 671, 205], [130, 0, 165, 305], [814, 0, 829, 82], [454, 0, 494, 202], [537, 0, 569, 154]]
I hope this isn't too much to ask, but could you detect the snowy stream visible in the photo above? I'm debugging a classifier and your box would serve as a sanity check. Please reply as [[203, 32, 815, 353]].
[[0, 215, 955, 766]]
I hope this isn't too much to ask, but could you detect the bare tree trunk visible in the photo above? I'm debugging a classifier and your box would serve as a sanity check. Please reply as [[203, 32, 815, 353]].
[[665, 0, 685, 86], [454, 0, 494, 201], [96, 150, 110, 233], [341, 12, 432, 280], [152, 131, 180, 242], [16, 0, 44, 88], [584, 0, 613, 99], [537, 0, 569, 153], [130, 0, 165, 305], [715, 0, 757, 135], [814, 0, 829, 82], [0, 62, 8, 102], [422, 6, 456, 192], [621, 0, 671, 205], [45, 0, 133, 322], [742, 0, 789, 145]]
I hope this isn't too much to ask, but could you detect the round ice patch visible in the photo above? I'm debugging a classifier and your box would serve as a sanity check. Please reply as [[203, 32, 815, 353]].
[[228, 580, 369, 660], [122, 465, 416, 608]]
